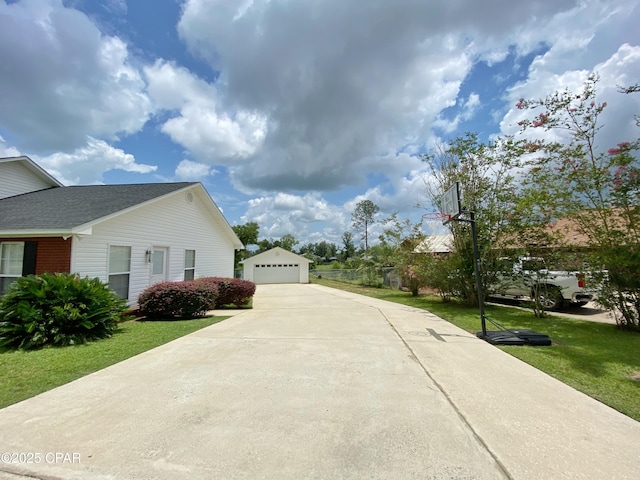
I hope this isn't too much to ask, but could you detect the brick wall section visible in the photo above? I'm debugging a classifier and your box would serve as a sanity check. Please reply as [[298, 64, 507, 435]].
[[0, 237, 71, 274]]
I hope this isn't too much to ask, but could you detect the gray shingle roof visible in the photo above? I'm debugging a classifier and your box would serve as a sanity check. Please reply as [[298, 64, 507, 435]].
[[0, 183, 196, 230]]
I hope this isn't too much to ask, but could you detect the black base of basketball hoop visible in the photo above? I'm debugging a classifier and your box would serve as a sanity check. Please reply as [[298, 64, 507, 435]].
[[477, 329, 552, 346]]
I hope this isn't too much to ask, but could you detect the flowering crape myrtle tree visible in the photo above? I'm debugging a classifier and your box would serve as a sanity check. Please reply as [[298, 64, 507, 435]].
[[516, 75, 640, 329], [421, 133, 525, 306]]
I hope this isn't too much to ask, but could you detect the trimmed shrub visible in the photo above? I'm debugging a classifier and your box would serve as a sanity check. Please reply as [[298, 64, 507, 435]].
[[138, 281, 218, 319], [198, 277, 256, 307], [0, 273, 128, 350]]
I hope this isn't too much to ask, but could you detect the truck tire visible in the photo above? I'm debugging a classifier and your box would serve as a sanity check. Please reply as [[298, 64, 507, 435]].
[[532, 285, 564, 311]]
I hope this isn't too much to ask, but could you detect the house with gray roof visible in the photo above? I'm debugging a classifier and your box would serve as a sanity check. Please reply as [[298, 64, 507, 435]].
[[0, 156, 244, 304]]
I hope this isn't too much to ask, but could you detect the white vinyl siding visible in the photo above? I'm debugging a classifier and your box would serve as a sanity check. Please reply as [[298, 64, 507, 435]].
[[0, 242, 24, 294], [0, 161, 54, 199], [184, 249, 195, 281], [108, 245, 131, 299], [70, 187, 236, 305]]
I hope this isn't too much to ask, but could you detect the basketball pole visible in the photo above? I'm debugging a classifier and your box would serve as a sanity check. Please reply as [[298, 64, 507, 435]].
[[439, 182, 550, 345], [439, 181, 487, 337], [456, 210, 487, 336]]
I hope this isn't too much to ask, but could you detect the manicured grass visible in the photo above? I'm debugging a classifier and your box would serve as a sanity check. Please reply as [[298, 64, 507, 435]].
[[0, 316, 228, 409], [312, 277, 640, 421]]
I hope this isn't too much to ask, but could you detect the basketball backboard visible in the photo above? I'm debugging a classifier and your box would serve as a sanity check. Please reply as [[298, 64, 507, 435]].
[[440, 182, 461, 224]]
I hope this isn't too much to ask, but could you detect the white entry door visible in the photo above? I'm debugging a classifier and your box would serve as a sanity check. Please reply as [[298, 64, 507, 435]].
[[151, 247, 168, 285]]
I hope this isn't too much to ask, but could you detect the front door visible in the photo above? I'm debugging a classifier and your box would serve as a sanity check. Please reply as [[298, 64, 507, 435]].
[[150, 247, 168, 285]]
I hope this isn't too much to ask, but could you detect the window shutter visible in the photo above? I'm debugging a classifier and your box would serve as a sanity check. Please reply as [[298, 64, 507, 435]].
[[22, 241, 37, 276]]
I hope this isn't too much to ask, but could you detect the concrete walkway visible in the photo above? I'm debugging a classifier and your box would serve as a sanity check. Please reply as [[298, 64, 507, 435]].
[[1, 284, 639, 479]]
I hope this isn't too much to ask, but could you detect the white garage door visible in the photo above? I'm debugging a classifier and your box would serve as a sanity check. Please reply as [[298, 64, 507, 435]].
[[253, 263, 300, 284]]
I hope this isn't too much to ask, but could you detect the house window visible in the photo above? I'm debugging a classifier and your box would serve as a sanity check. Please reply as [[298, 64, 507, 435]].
[[184, 249, 195, 280], [109, 245, 131, 299], [0, 242, 24, 295]]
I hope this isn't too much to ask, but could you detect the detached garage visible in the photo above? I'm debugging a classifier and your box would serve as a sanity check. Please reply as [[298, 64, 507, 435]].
[[241, 247, 313, 284]]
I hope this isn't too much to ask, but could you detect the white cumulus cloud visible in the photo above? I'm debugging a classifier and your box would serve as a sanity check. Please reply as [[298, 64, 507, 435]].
[[144, 60, 268, 163], [174, 159, 216, 181], [0, 0, 152, 152], [34, 137, 157, 185]]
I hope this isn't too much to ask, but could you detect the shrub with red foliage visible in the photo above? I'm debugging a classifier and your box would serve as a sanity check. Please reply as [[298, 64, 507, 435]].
[[138, 281, 218, 319], [197, 277, 256, 307]]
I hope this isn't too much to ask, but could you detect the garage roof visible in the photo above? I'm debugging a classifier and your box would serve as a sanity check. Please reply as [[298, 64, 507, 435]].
[[241, 247, 313, 265]]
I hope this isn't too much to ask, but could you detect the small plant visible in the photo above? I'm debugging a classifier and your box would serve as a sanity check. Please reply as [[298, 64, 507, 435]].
[[329, 260, 344, 269], [197, 277, 256, 307], [138, 281, 218, 319], [0, 273, 128, 350]]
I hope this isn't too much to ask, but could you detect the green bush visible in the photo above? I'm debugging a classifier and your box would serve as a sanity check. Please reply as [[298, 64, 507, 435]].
[[329, 260, 344, 269], [0, 273, 128, 350], [138, 281, 218, 319]]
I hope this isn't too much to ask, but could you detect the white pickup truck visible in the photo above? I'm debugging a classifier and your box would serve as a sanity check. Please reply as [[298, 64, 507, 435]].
[[489, 257, 598, 310]]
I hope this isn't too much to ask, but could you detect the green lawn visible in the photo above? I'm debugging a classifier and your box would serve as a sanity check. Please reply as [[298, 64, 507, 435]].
[[312, 277, 640, 422], [0, 316, 228, 409]]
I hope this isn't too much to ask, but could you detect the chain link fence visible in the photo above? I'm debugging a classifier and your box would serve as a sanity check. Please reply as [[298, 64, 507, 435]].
[[310, 267, 402, 289]]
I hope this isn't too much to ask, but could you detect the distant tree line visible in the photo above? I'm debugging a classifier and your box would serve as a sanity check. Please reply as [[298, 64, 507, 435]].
[[231, 199, 382, 266]]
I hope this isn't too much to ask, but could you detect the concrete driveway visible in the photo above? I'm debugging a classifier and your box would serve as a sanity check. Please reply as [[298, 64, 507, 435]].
[[1, 284, 639, 479]]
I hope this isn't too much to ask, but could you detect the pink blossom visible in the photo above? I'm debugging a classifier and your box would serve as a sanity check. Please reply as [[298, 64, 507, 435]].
[[532, 113, 548, 128], [524, 142, 540, 152], [608, 142, 631, 156]]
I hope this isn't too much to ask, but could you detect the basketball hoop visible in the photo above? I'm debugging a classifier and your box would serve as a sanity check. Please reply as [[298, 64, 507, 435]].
[[422, 212, 452, 227], [423, 182, 461, 229]]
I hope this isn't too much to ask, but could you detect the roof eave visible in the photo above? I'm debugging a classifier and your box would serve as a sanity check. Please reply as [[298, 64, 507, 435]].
[[191, 183, 245, 250], [0, 229, 77, 238]]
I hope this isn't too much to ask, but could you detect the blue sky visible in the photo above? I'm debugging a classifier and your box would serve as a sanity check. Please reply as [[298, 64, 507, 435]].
[[1, 0, 639, 247]]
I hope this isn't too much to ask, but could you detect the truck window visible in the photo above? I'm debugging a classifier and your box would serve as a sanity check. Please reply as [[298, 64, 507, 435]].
[[522, 259, 546, 271]]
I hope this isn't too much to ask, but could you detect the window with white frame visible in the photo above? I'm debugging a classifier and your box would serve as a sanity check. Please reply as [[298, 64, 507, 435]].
[[184, 249, 195, 280], [108, 245, 131, 299], [0, 242, 24, 295]]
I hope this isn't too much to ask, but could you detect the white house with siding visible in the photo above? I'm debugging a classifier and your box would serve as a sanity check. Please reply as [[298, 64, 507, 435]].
[[0, 156, 244, 304], [414, 234, 454, 254]]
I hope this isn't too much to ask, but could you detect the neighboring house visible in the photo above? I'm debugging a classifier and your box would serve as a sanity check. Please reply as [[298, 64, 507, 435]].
[[0, 156, 244, 304], [241, 247, 312, 284], [414, 234, 454, 254]]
